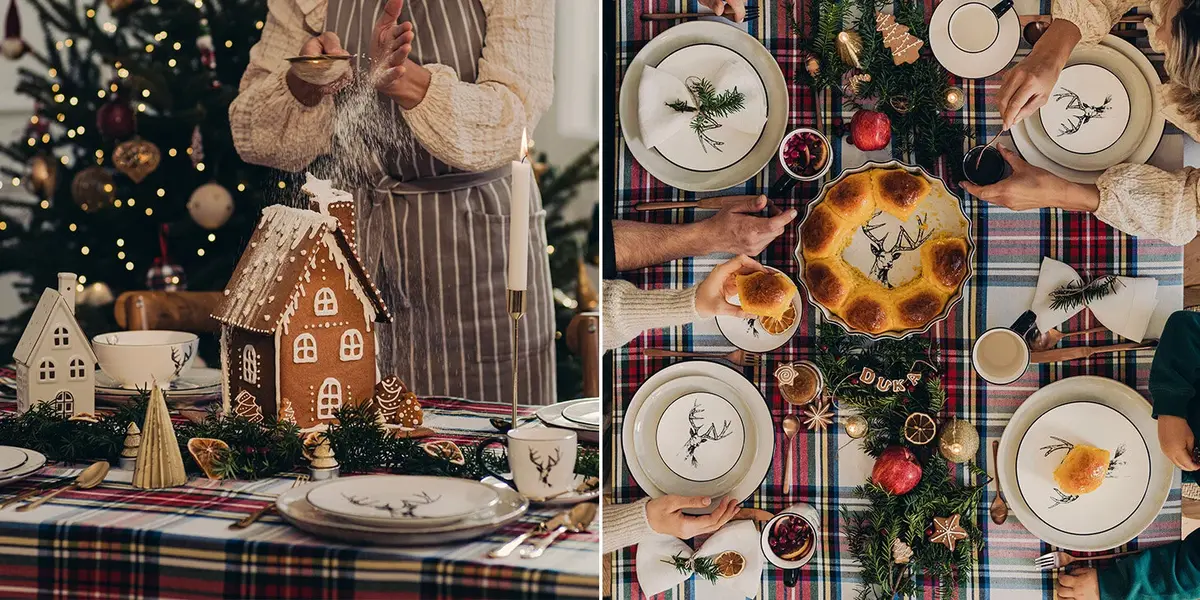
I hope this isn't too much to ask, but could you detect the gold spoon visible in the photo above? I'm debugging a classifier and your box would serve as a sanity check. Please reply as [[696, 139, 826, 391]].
[[990, 441, 1008, 525], [974, 130, 1006, 169], [521, 502, 598, 559], [1029, 326, 1108, 352], [782, 414, 801, 492], [17, 461, 109, 512]]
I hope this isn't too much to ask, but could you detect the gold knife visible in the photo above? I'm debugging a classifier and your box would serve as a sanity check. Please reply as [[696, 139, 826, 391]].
[[634, 197, 732, 212], [1029, 340, 1158, 364]]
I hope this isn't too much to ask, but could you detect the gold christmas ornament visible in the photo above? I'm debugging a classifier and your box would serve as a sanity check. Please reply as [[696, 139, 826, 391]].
[[902, 412, 937, 445], [843, 415, 868, 439], [133, 386, 188, 489], [943, 86, 966, 111], [29, 154, 56, 198], [938, 418, 980, 463], [71, 166, 115, 213], [106, 0, 133, 11], [836, 30, 863, 68], [113, 137, 161, 183]]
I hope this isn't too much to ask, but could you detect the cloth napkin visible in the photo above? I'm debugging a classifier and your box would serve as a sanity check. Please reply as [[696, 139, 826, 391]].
[[711, 60, 766, 135], [1030, 257, 1159, 342], [636, 520, 763, 598], [637, 64, 694, 149]]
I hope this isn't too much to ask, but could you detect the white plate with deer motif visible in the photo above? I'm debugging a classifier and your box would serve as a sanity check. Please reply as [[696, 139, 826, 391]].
[[305, 475, 502, 528], [716, 267, 802, 352], [998, 376, 1172, 551]]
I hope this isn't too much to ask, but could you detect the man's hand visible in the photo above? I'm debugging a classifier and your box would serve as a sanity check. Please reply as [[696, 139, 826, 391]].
[[698, 0, 747, 21], [1056, 568, 1101, 600], [369, 0, 416, 92], [696, 195, 797, 257], [695, 254, 767, 319], [1159, 415, 1200, 471], [645, 495, 741, 540], [960, 146, 1099, 213]]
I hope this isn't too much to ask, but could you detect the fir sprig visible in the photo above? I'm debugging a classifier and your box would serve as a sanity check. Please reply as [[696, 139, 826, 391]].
[[661, 552, 722, 584], [1048, 275, 1123, 312], [665, 77, 747, 153]]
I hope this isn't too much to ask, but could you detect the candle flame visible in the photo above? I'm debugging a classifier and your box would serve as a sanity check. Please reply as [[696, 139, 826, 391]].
[[520, 129, 529, 162]]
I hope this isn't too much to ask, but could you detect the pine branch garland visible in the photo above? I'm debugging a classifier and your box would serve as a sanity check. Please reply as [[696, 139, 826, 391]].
[[662, 552, 722, 584], [1048, 275, 1123, 311], [666, 76, 747, 152]]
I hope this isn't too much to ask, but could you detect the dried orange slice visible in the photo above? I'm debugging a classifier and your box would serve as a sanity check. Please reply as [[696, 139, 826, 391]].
[[421, 440, 466, 465], [759, 304, 797, 335], [186, 437, 230, 480], [714, 550, 746, 578], [903, 412, 937, 446]]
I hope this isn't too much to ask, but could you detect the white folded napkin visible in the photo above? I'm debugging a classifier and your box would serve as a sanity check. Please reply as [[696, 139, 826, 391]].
[[638, 65, 694, 149], [636, 520, 763, 598], [712, 60, 766, 135], [1030, 257, 1159, 342]]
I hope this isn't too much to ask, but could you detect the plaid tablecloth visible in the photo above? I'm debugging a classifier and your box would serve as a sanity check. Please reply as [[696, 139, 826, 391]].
[[0, 397, 599, 600], [608, 2, 1185, 598]]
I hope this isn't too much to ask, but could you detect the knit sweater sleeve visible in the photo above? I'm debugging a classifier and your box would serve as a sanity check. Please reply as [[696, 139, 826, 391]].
[[1051, 0, 1144, 45], [400, 0, 554, 172], [602, 280, 701, 351], [602, 498, 653, 554], [1093, 164, 1200, 246], [228, 0, 334, 172], [1098, 529, 1200, 599]]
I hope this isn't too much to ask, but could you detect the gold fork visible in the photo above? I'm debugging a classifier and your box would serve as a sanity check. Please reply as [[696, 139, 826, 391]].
[[643, 348, 761, 369], [230, 474, 310, 529]]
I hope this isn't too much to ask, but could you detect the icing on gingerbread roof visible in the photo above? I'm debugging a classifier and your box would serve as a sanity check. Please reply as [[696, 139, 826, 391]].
[[302, 173, 354, 213], [211, 205, 391, 333]]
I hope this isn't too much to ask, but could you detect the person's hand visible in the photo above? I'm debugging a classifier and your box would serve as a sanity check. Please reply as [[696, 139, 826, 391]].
[[369, 0, 416, 92], [960, 146, 1099, 213], [287, 33, 352, 103], [695, 254, 768, 319], [694, 195, 797, 257], [699, 0, 747, 21], [1159, 415, 1200, 471], [997, 48, 1064, 130], [645, 495, 741, 540], [1056, 568, 1101, 600]]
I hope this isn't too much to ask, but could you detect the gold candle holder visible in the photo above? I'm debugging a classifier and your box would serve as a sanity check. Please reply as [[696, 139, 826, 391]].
[[943, 86, 966, 111], [507, 289, 527, 428]]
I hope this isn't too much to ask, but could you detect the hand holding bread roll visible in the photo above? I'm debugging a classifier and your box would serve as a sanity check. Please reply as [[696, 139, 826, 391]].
[[696, 255, 770, 319]]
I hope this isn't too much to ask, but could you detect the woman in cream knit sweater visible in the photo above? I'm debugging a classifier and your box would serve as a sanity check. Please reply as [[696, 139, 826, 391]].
[[964, 0, 1200, 245], [230, 0, 559, 405]]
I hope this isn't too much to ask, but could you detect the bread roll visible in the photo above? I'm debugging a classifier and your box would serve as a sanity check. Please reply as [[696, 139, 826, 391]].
[[921, 236, 970, 292], [874, 169, 930, 221], [891, 281, 947, 330], [736, 271, 798, 320], [840, 287, 894, 334], [1053, 444, 1111, 495], [800, 205, 850, 259], [825, 172, 876, 223], [804, 258, 855, 311]]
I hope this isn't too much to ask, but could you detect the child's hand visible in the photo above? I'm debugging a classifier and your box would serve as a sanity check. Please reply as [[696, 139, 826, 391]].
[[1056, 567, 1100, 600], [1158, 415, 1200, 471]]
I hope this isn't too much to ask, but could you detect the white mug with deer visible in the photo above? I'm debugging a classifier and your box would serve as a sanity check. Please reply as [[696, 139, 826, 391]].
[[477, 428, 578, 499]]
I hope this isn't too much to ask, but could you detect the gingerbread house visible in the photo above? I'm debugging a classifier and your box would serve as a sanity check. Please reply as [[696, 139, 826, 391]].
[[212, 175, 392, 430]]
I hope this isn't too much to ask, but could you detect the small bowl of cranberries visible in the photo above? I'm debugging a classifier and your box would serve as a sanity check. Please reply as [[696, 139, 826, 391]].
[[760, 508, 819, 570], [778, 127, 832, 182]]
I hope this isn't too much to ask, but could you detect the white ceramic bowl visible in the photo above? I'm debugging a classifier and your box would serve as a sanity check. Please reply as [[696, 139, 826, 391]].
[[92, 330, 199, 389], [761, 503, 821, 569]]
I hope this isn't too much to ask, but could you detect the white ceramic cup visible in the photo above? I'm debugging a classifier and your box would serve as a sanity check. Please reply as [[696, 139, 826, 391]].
[[972, 327, 1031, 384], [478, 428, 578, 498], [949, 2, 1001, 53], [761, 502, 821, 587], [92, 330, 199, 389]]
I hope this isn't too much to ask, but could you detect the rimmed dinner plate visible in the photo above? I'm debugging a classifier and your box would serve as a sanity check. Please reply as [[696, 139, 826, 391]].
[[96, 367, 222, 395], [481, 474, 600, 507], [624, 361, 772, 514], [0, 447, 28, 473], [716, 266, 801, 352], [1012, 35, 1165, 184], [561, 400, 602, 428], [929, 0, 1020, 79], [998, 376, 1172, 551], [305, 475, 501, 528], [277, 478, 529, 546], [618, 21, 788, 191], [536, 398, 601, 444], [0, 448, 47, 488]]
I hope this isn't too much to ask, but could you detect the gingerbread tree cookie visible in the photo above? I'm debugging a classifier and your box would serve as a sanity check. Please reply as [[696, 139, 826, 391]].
[[372, 375, 423, 428], [876, 12, 923, 65], [232, 390, 263, 423]]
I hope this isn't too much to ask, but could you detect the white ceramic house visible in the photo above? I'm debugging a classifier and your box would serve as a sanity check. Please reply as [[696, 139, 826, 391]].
[[12, 273, 96, 416]]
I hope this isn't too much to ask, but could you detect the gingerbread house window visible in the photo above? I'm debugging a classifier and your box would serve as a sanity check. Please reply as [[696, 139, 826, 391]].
[[340, 329, 363, 361], [314, 288, 338, 316], [38, 359, 56, 382], [53, 325, 70, 347], [68, 357, 87, 380], [53, 391, 73, 417], [242, 345, 259, 384], [317, 377, 342, 419], [294, 334, 317, 363]]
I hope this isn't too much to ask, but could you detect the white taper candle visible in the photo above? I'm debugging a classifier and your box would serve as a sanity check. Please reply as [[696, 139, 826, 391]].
[[507, 129, 532, 291]]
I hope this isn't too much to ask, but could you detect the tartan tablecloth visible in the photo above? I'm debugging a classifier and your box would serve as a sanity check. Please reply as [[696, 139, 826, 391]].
[[608, 1, 1186, 598], [0, 397, 599, 600]]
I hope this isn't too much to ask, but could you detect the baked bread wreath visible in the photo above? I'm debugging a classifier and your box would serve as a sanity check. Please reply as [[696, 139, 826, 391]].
[[798, 166, 970, 335]]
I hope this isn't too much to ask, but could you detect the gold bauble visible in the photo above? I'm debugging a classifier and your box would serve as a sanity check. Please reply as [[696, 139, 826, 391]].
[[113, 137, 161, 183], [843, 415, 868, 439], [938, 419, 980, 463], [836, 30, 863, 68], [29, 154, 56, 198], [71, 167, 115, 213]]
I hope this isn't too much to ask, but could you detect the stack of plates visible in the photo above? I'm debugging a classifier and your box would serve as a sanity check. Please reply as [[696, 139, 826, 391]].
[[96, 367, 221, 408], [536, 398, 600, 444], [1012, 35, 1165, 183], [997, 376, 1172, 551], [0, 446, 48, 488], [623, 361, 772, 513], [276, 475, 529, 546]]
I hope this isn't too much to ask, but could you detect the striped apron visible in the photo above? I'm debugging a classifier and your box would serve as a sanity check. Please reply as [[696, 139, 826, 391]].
[[325, 0, 556, 406]]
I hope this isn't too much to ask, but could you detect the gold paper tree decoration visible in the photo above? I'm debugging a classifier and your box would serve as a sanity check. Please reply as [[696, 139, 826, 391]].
[[132, 386, 188, 489]]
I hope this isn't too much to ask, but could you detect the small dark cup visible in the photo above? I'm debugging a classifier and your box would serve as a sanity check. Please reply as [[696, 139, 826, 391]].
[[963, 145, 1011, 186]]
